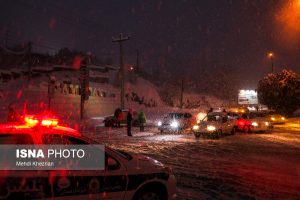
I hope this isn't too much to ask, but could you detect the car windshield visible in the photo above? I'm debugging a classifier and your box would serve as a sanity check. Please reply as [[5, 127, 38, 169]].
[[249, 112, 268, 119], [206, 114, 222, 122], [0, 134, 33, 144], [167, 113, 184, 119], [115, 149, 133, 160]]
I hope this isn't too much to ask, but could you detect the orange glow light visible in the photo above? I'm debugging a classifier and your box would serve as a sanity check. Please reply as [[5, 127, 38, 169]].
[[268, 52, 273, 58], [275, 0, 300, 45]]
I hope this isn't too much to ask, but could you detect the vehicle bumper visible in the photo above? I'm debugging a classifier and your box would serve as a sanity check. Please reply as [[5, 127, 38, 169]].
[[167, 174, 177, 199], [158, 126, 181, 132], [252, 125, 272, 132], [193, 130, 218, 137]]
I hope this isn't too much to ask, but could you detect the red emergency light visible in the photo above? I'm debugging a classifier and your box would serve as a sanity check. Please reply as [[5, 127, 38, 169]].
[[24, 115, 59, 127]]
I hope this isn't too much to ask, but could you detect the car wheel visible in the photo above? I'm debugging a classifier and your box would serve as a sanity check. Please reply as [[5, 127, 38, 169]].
[[194, 132, 200, 138], [218, 129, 222, 135], [160, 129, 163, 134], [211, 131, 220, 139], [136, 191, 161, 200], [134, 187, 164, 200], [231, 127, 236, 135], [105, 120, 113, 127], [243, 125, 249, 133]]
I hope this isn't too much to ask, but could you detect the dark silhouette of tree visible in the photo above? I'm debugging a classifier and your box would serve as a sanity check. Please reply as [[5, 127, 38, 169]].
[[258, 69, 300, 115]]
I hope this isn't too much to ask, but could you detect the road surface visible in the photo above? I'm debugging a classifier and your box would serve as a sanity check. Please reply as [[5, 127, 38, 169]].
[[86, 127, 300, 200]]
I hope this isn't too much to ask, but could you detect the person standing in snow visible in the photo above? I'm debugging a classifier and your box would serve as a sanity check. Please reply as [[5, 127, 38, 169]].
[[117, 111, 123, 128], [114, 108, 122, 127], [138, 110, 147, 132], [127, 108, 133, 136]]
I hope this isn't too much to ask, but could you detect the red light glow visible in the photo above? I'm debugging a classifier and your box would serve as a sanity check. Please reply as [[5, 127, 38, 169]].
[[41, 119, 58, 127], [24, 115, 59, 127]]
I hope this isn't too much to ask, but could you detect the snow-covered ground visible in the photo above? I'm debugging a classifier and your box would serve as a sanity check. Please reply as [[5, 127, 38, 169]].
[[0, 66, 227, 122], [83, 126, 300, 200]]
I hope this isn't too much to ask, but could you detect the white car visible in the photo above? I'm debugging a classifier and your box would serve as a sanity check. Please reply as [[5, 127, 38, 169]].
[[243, 112, 272, 132], [0, 115, 176, 200], [192, 112, 236, 138]]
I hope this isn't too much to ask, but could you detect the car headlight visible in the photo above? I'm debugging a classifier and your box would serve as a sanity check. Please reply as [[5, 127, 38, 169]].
[[281, 117, 285, 120], [207, 125, 216, 131], [193, 125, 199, 130], [157, 121, 162, 126], [252, 122, 258, 127], [271, 117, 276, 121], [170, 121, 179, 128], [265, 122, 269, 126]]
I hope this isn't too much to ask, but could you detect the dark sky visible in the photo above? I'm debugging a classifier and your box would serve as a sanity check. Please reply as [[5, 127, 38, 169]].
[[0, 0, 299, 88]]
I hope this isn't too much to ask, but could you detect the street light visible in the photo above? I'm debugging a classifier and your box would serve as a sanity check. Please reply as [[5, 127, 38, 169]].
[[268, 52, 274, 73]]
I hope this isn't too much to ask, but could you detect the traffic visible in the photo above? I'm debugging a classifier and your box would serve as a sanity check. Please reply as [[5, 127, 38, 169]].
[[154, 108, 278, 139]]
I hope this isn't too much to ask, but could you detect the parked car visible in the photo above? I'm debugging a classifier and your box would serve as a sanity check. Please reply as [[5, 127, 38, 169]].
[[158, 112, 196, 133], [192, 112, 236, 139], [233, 112, 272, 133], [227, 111, 252, 133], [104, 110, 139, 127], [267, 112, 286, 124]]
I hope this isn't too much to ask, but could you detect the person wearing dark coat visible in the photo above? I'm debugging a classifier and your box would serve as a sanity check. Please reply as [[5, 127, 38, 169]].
[[114, 108, 122, 127], [127, 108, 133, 136]]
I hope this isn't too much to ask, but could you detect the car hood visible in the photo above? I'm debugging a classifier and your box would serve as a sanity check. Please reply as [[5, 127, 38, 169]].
[[125, 154, 171, 175], [248, 117, 268, 122], [199, 121, 220, 127]]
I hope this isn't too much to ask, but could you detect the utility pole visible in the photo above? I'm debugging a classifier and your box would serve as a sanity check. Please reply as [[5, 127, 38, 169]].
[[48, 73, 55, 110], [270, 56, 274, 74], [136, 49, 139, 73], [180, 78, 184, 109], [27, 42, 33, 84], [112, 33, 130, 109], [80, 57, 90, 120], [268, 52, 274, 74]]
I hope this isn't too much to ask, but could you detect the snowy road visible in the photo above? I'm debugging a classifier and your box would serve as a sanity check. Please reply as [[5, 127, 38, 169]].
[[85, 127, 300, 200]]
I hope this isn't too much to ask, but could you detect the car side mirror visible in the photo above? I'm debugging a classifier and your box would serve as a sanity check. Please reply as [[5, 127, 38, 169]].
[[107, 157, 119, 170]]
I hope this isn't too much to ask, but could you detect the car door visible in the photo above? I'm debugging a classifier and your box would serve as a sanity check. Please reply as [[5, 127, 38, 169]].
[[0, 134, 51, 199], [221, 116, 232, 134], [42, 134, 127, 200]]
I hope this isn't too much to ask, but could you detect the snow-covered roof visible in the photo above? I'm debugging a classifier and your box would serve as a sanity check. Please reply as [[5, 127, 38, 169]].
[[0, 69, 12, 75], [32, 66, 52, 72]]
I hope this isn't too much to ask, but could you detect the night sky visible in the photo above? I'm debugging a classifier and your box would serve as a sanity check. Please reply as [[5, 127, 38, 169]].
[[0, 0, 300, 88]]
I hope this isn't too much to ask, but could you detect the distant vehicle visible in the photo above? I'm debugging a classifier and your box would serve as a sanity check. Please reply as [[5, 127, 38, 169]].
[[158, 112, 196, 133], [268, 113, 286, 124], [192, 112, 236, 139], [0, 114, 177, 200], [104, 110, 139, 127], [234, 112, 272, 133]]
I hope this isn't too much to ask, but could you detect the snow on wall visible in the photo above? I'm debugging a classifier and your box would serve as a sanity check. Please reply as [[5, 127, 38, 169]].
[[0, 67, 229, 123]]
